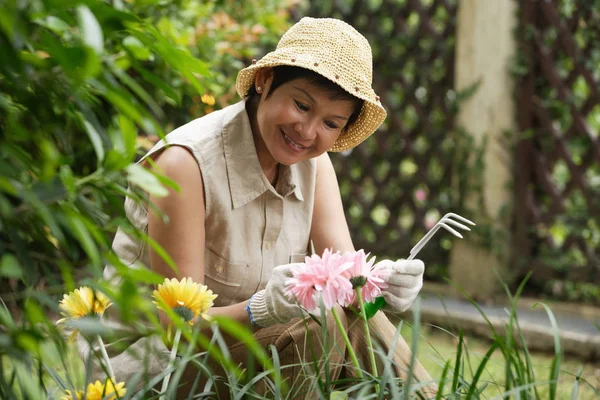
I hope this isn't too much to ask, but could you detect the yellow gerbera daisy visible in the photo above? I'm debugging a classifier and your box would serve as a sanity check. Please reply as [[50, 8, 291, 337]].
[[153, 277, 217, 324], [62, 378, 126, 400], [57, 287, 112, 324]]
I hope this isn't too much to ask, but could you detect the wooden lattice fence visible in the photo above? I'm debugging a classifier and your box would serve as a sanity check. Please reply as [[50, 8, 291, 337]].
[[295, 0, 463, 280], [516, 0, 600, 301]]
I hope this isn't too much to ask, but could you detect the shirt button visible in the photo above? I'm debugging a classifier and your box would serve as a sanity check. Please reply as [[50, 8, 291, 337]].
[[265, 242, 272, 250], [215, 265, 224, 273]]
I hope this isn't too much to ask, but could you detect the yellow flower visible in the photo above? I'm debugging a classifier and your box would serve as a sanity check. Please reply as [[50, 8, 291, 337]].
[[57, 287, 111, 342], [153, 277, 217, 324], [62, 378, 126, 400], [57, 287, 111, 323], [201, 93, 216, 106]]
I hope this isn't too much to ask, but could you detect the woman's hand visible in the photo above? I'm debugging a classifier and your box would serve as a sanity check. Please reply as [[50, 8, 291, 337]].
[[248, 263, 305, 328], [376, 259, 424, 312]]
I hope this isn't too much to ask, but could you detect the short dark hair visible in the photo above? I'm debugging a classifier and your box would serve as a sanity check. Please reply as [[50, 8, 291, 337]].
[[246, 66, 363, 132]]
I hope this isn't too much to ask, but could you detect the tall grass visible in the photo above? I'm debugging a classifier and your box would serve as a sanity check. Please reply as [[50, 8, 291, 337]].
[[1, 279, 599, 399]]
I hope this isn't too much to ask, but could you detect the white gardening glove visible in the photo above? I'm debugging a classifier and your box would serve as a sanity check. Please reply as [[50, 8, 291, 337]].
[[247, 263, 305, 328], [376, 259, 424, 312]]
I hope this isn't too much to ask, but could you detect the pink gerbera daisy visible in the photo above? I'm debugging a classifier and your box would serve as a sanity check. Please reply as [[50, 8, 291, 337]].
[[285, 249, 354, 313], [341, 250, 391, 305]]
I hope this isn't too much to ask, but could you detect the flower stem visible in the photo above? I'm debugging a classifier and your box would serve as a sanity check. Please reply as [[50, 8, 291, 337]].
[[97, 335, 114, 379], [356, 288, 379, 393], [160, 328, 181, 399], [331, 307, 363, 379]]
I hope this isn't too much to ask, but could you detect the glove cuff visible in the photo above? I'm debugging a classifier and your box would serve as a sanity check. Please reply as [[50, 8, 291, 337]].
[[248, 289, 275, 328]]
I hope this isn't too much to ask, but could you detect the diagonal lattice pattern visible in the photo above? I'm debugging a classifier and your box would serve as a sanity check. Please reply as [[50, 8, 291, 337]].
[[517, 0, 600, 300], [295, 0, 461, 280]]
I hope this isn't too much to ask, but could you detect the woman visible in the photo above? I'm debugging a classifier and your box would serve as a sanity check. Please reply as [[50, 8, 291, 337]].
[[102, 17, 438, 397]]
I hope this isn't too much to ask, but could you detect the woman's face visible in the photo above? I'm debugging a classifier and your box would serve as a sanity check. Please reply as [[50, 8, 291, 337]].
[[253, 68, 356, 166]]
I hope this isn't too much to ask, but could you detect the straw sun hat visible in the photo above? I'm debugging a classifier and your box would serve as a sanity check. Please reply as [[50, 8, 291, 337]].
[[235, 17, 387, 152]]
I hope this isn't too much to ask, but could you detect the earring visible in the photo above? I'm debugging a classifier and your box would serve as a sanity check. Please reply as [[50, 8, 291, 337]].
[[257, 86, 263, 93]]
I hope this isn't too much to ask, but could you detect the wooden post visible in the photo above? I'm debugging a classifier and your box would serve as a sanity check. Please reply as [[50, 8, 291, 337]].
[[448, 0, 518, 301]]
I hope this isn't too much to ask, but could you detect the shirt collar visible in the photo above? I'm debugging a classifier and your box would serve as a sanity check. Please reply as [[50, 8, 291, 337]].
[[222, 101, 304, 209]]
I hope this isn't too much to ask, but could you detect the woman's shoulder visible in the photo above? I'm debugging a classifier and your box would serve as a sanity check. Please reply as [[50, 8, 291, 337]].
[[154, 145, 198, 171], [146, 102, 246, 165]]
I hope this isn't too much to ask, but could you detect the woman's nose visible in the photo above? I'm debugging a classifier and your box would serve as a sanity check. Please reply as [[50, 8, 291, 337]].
[[294, 119, 317, 141]]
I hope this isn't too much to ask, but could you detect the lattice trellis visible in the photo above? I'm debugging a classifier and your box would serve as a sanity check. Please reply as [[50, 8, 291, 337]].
[[295, 0, 461, 280], [516, 0, 600, 297]]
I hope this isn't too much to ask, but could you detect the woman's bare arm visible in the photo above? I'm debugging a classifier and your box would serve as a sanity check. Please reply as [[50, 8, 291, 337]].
[[147, 146, 251, 330], [309, 153, 355, 255]]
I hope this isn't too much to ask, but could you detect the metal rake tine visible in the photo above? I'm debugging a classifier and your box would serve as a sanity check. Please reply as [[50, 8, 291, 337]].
[[409, 217, 466, 257], [443, 212, 476, 226], [408, 223, 465, 260], [439, 217, 472, 232], [438, 222, 463, 238], [410, 223, 463, 257]]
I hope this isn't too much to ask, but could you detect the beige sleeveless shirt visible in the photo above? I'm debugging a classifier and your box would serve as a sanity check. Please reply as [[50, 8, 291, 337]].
[[107, 100, 316, 307]]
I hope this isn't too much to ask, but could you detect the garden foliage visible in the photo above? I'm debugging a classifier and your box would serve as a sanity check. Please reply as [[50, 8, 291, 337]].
[[0, 0, 598, 398]]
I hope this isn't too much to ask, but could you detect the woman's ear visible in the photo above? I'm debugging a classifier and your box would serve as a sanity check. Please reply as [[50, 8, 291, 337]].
[[255, 67, 274, 94]]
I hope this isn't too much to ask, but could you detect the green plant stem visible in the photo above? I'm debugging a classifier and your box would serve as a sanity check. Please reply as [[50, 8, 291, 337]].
[[356, 288, 379, 385], [160, 328, 181, 399], [331, 307, 363, 379], [97, 335, 115, 379]]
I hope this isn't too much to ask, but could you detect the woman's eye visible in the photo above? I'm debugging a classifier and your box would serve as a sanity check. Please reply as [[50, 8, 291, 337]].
[[325, 121, 339, 129], [294, 100, 309, 111]]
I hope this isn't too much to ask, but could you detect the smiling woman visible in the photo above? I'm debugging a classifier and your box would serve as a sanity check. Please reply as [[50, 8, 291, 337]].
[[245, 66, 362, 172], [98, 16, 438, 398]]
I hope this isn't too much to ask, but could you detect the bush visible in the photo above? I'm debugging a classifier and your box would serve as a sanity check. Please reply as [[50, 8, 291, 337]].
[[0, 0, 291, 397]]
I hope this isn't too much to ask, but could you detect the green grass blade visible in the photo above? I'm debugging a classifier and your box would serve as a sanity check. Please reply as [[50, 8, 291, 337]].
[[465, 341, 499, 398], [533, 302, 562, 400], [402, 298, 420, 400], [513, 317, 540, 398], [451, 330, 464, 395], [211, 316, 280, 388], [435, 361, 450, 400], [270, 344, 283, 400], [570, 366, 582, 400]]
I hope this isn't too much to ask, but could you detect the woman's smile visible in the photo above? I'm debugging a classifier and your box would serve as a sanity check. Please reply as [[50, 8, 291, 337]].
[[280, 128, 309, 153]]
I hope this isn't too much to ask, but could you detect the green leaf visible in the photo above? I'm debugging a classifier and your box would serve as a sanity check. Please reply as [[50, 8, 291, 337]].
[[68, 317, 112, 337], [123, 35, 152, 60], [0, 303, 15, 328], [77, 6, 104, 54], [0, 177, 17, 196], [331, 391, 348, 400], [35, 16, 69, 35], [130, 62, 181, 103], [14, 360, 45, 399], [108, 60, 164, 118], [19, 189, 65, 244], [63, 210, 101, 271], [25, 300, 48, 325], [80, 115, 106, 164], [119, 115, 137, 160], [124, 262, 164, 284], [126, 164, 168, 197], [0, 254, 22, 279]]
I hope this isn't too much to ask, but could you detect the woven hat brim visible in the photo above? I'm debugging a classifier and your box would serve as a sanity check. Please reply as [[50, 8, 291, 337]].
[[236, 59, 386, 152]]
